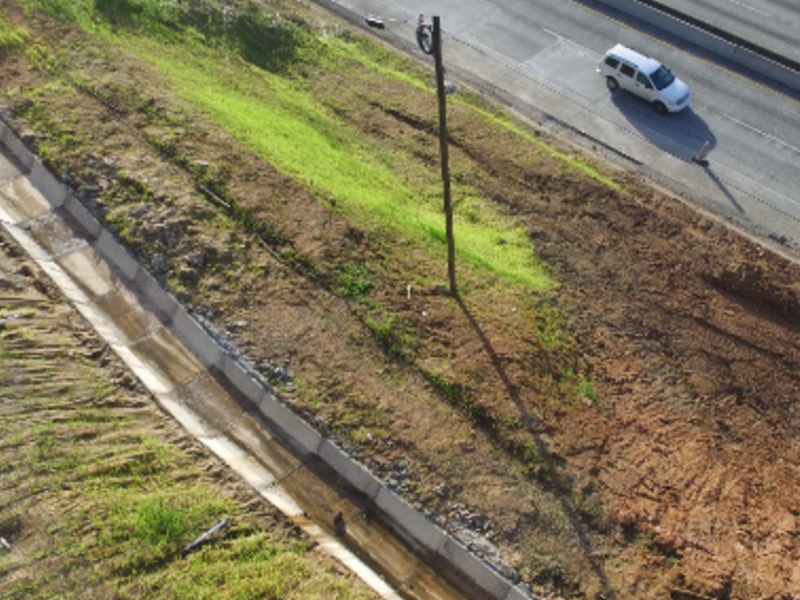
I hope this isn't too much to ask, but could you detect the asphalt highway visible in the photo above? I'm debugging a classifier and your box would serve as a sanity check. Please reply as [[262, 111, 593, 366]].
[[654, 0, 800, 65], [321, 0, 800, 260]]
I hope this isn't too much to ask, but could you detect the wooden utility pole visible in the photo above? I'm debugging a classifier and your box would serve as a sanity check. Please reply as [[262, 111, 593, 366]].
[[432, 17, 456, 295]]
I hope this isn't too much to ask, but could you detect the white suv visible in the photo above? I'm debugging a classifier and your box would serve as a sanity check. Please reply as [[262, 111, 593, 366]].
[[597, 44, 691, 113]]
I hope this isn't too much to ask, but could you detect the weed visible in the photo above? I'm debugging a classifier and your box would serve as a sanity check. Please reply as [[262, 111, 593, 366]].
[[280, 246, 322, 279], [365, 312, 412, 360], [261, 363, 295, 389], [91, 374, 114, 401], [113, 172, 157, 204], [0, 0, 617, 595], [577, 377, 597, 404], [0, 15, 29, 54], [422, 370, 468, 406], [522, 440, 541, 467], [533, 308, 571, 353], [103, 19, 555, 289], [638, 531, 656, 552], [107, 210, 138, 244], [429, 447, 464, 479], [336, 263, 373, 300], [131, 496, 190, 545]]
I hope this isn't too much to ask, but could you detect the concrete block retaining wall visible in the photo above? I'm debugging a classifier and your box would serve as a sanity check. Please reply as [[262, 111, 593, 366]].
[[29, 160, 69, 206], [3, 119, 534, 599], [0, 125, 35, 170], [133, 267, 179, 324], [255, 391, 324, 457], [318, 439, 384, 499], [96, 228, 140, 280], [63, 194, 103, 239]]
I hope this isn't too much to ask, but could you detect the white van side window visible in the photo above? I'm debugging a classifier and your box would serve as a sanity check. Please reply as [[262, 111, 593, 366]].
[[597, 44, 691, 113]]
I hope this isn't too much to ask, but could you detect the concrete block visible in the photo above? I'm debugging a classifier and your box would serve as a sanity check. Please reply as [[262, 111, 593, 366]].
[[0, 176, 53, 222], [170, 308, 223, 369], [63, 194, 102, 239], [602, 1, 730, 57], [669, 22, 736, 60], [0, 123, 35, 170], [318, 439, 383, 499], [56, 245, 116, 299], [221, 355, 266, 405], [374, 487, 448, 554], [96, 229, 140, 282], [133, 268, 178, 323], [438, 537, 511, 599], [505, 585, 536, 600], [597, 0, 661, 30], [29, 160, 67, 208], [733, 47, 800, 92], [255, 391, 322, 457]]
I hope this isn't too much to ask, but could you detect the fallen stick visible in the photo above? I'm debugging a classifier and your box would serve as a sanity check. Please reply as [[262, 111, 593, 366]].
[[182, 519, 228, 556]]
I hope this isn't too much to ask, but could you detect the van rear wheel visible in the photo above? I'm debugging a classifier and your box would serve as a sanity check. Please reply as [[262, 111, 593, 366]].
[[653, 101, 667, 114], [606, 77, 619, 91]]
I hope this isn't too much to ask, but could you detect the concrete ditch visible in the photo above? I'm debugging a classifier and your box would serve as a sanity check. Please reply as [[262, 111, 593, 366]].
[[0, 120, 536, 600]]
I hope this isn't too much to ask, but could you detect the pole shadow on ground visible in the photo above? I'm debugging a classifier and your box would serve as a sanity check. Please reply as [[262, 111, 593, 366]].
[[455, 294, 617, 599]]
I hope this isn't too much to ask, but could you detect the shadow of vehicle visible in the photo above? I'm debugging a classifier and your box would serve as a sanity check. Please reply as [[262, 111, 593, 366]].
[[609, 91, 716, 161], [608, 91, 747, 215]]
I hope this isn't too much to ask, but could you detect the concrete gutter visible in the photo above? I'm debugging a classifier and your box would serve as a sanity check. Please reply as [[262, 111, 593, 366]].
[[0, 120, 535, 600], [593, 0, 800, 95]]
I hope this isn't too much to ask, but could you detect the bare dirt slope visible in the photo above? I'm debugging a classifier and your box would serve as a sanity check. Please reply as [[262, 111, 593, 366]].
[[2, 1, 800, 598]]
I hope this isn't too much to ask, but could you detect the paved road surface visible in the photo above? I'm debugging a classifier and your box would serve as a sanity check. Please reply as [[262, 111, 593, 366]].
[[323, 0, 800, 260], [655, 0, 800, 64]]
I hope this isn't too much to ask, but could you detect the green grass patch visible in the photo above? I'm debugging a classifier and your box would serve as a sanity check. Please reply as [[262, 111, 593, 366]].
[[24, 0, 554, 290], [122, 35, 553, 289], [17, 0, 619, 294], [0, 14, 30, 54], [336, 263, 373, 300], [2, 357, 376, 600]]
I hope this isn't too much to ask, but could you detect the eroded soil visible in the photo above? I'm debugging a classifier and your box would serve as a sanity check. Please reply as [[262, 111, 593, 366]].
[[2, 1, 800, 598]]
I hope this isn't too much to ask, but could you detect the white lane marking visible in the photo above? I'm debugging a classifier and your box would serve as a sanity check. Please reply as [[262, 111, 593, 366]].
[[722, 113, 800, 155], [725, 0, 771, 18], [542, 27, 598, 55]]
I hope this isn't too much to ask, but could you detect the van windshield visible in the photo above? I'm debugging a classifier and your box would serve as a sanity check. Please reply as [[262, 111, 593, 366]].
[[649, 65, 675, 90]]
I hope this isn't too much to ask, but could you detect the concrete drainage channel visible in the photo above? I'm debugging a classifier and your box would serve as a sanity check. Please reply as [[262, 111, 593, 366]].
[[0, 122, 535, 600]]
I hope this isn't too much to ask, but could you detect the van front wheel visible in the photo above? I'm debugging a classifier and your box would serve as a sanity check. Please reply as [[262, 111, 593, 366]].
[[653, 101, 667, 114], [606, 77, 619, 91]]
